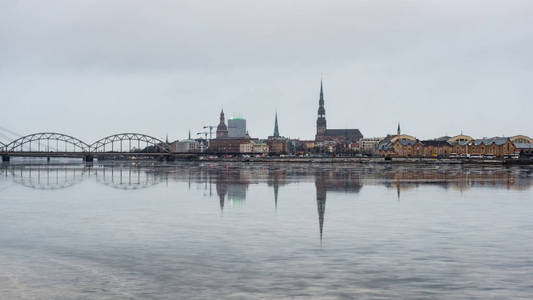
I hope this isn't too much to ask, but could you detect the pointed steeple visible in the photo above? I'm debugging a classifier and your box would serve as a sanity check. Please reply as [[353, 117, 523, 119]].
[[397, 123, 401, 135], [319, 80, 324, 107], [273, 112, 280, 137], [316, 80, 327, 138], [165, 133, 169, 144], [188, 130, 191, 140]]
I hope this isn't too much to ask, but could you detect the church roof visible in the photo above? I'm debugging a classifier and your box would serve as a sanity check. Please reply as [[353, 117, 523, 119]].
[[324, 129, 362, 138]]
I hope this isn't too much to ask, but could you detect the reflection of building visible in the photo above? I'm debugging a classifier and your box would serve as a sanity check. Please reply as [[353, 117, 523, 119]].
[[212, 169, 252, 210], [315, 81, 363, 143]]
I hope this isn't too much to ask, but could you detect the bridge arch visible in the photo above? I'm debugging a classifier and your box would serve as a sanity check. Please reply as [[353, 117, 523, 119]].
[[90, 133, 170, 153], [4, 132, 89, 152], [0, 141, 5, 150]]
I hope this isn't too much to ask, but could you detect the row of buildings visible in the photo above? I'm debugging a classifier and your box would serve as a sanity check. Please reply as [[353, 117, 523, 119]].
[[169, 81, 531, 158], [376, 134, 533, 158]]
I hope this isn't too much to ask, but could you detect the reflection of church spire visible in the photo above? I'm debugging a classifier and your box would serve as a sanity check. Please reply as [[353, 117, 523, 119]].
[[315, 177, 327, 242], [273, 183, 279, 211], [396, 184, 400, 201]]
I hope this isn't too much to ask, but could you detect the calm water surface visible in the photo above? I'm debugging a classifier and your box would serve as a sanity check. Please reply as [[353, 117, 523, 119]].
[[1, 162, 533, 299]]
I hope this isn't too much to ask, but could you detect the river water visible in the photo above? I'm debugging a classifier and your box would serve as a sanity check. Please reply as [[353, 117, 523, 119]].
[[1, 162, 532, 299]]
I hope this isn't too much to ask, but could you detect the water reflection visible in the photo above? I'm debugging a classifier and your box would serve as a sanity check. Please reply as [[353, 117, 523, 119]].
[[2, 163, 533, 299], [5, 164, 532, 192], [2, 163, 532, 242]]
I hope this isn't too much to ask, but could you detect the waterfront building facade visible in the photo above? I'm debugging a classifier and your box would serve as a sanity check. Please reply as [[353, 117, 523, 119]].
[[359, 137, 384, 155], [253, 142, 269, 154], [210, 138, 251, 153], [239, 141, 269, 154], [379, 134, 533, 158]]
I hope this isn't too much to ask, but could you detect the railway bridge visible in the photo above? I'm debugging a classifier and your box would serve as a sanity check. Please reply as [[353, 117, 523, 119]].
[[0, 132, 173, 163]]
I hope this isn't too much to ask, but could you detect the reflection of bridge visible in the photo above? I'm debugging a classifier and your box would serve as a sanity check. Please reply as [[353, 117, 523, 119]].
[[5, 166, 163, 190], [94, 167, 161, 190], [1, 132, 171, 162], [9, 167, 87, 190]]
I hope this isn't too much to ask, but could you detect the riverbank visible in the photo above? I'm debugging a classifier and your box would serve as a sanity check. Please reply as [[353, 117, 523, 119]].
[[193, 156, 533, 165]]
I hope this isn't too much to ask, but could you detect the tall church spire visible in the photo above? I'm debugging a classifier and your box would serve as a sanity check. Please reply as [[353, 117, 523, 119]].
[[273, 112, 280, 137], [320, 80, 324, 102], [316, 80, 327, 138], [397, 122, 401, 135]]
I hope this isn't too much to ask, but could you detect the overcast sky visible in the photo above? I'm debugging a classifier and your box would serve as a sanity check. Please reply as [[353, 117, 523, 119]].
[[1, 0, 532, 143]]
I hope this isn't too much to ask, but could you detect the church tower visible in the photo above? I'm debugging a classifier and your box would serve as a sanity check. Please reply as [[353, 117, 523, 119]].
[[316, 81, 327, 138], [273, 112, 280, 137], [216, 109, 228, 139]]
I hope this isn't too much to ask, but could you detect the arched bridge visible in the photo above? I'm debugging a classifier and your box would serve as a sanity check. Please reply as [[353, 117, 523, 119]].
[[1, 132, 171, 162], [90, 133, 169, 153], [4, 132, 90, 152]]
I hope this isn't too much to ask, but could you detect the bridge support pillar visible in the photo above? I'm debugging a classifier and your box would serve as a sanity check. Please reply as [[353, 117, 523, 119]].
[[84, 155, 94, 163], [47, 157, 51, 163], [1, 155, 9, 163]]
